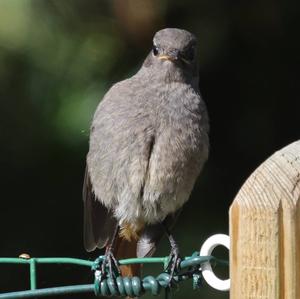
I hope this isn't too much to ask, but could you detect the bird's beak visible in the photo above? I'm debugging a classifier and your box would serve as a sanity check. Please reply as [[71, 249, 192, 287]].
[[158, 53, 178, 62], [158, 54, 191, 65]]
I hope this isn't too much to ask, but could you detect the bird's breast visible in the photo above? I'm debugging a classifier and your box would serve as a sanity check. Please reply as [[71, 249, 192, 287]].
[[89, 79, 209, 228]]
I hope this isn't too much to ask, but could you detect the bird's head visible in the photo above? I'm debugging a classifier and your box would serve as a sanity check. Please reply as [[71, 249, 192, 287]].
[[143, 28, 198, 83]]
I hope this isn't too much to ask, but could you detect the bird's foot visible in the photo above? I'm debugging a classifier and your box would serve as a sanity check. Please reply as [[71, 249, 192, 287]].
[[100, 245, 121, 281], [165, 243, 181, 286]]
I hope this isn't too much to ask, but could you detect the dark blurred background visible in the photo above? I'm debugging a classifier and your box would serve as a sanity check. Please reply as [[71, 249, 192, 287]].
[[0, 0, 299, 298]]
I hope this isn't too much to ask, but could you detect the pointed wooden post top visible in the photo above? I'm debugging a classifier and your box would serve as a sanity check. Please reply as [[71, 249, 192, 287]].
[[230, 140, 300, 299]]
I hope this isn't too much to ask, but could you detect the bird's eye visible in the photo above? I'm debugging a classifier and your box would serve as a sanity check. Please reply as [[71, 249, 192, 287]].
[[152, 45, 159, 56], [184, 47, 195, 61]]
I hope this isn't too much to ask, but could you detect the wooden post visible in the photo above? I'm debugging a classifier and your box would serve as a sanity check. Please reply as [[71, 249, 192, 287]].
[[230, 141, 300, 299]]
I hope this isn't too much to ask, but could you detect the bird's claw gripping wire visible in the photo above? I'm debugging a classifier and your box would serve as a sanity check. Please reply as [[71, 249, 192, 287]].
[[94, 245, 121, 290], [103, 245, 121, 278], [165, 243, 182, 287]]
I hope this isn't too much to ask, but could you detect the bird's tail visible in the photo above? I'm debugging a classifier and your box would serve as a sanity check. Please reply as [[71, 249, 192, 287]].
[[114, 235, 141, 277]]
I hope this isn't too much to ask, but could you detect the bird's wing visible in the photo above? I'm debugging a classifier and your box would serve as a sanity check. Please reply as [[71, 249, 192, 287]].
[[83, 167, 117, 252], [137, 209, 182, 257]]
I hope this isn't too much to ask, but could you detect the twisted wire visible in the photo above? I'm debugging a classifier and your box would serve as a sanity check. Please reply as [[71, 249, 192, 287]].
[[93, 252, 224, 297]]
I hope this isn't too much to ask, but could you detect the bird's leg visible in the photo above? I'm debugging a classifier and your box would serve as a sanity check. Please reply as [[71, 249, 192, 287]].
[[163, 224, 182, 284], [100, 226, 121, 280]]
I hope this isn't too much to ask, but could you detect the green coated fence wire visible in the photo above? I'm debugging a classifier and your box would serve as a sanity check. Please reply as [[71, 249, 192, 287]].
[[0, 252, 228, 298]]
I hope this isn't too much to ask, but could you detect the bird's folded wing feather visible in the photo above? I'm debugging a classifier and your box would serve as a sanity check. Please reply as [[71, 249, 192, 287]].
[[83, 167, 117, 252]]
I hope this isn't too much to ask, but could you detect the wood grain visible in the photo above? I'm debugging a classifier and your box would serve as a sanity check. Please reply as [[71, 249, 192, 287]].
[[230, 141, 300, 299]]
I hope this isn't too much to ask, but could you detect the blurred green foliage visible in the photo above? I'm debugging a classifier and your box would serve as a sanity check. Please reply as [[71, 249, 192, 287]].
[[0, 0, 125, 145], [0, 0, 300, 298]]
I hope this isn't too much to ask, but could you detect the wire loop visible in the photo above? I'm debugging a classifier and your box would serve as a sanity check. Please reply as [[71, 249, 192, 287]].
[[199, 234, 230, 291]]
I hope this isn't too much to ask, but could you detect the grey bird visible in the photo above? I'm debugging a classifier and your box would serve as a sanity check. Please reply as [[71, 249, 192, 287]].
[[83, 28, 209, 281]]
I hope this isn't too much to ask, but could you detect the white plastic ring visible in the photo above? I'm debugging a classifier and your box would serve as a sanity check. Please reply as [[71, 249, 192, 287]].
[[199, 234, 230, 291]]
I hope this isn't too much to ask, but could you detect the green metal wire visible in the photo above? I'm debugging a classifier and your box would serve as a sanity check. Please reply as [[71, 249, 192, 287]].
[[0, 257, 93, 267], [0, 253, 228, 298], [29, 259, 36, 290], [0, 285, 94, 299]]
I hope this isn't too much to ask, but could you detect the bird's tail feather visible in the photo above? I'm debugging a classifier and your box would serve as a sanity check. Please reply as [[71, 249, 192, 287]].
[[114, 235, 141, 277]]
